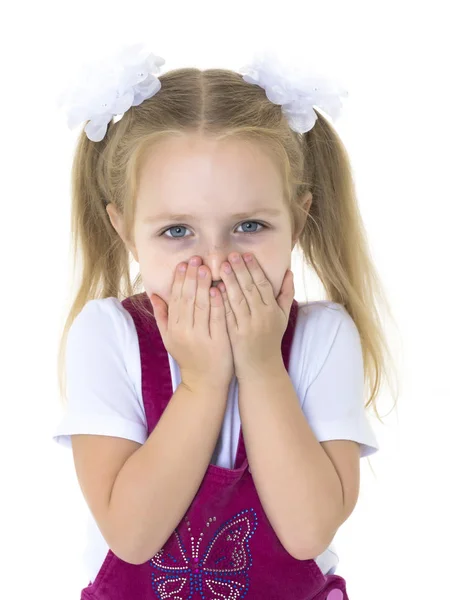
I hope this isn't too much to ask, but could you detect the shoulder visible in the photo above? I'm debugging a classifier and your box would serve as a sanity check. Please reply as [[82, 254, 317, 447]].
[[295, 301, 379, 457], [296, 300, 357, 344], [55, 298, 148, 448], [66, 298, 141, 376], [294, 301, 362, 387], [69, 297, 136, 343]]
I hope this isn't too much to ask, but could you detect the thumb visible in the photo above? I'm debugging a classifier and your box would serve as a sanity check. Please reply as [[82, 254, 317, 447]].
[[276, 270, 295, 315]]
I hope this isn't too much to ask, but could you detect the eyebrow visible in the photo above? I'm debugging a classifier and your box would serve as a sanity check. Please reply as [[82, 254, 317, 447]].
[[143, 208, 283, 223]]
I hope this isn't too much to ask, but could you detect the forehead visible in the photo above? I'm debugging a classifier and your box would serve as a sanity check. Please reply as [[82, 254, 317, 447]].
[[136, 135, 285, 215]]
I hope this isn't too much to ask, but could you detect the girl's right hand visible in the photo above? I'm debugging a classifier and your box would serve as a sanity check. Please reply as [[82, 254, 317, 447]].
[[148, 256, 235, 390]]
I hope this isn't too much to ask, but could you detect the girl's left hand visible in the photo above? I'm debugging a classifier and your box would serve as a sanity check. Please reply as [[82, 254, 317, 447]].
[[218, 252, 295, 381]]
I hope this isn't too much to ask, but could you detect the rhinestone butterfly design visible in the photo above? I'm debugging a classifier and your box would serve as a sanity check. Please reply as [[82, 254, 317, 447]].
[[148, 507, 258, 599]]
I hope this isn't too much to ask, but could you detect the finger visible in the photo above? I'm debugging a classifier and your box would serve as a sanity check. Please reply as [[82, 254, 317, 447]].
[[218, 283, 237, 332], [229, 253, 262, 306], [220, 259, 250, 320], [196, 265, 211, 332], [241, 253, 273, 305], [209, 285, 226, 338], [171, 262, 188, 326], [181, 256, 202, 328]]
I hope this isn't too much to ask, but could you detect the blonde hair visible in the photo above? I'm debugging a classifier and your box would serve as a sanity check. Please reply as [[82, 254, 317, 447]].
[[57, 66, 400, 435]]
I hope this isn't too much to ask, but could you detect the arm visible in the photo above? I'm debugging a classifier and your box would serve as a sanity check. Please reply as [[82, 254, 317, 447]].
[[237, 361, 345, 560], [108, 377, 229, 564]]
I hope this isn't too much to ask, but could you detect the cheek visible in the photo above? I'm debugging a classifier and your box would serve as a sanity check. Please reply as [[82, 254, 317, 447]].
[[142, 261, 180, 303]]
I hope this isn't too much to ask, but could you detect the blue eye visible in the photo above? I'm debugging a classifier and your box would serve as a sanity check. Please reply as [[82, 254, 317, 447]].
[[160, 221, 268, 240]]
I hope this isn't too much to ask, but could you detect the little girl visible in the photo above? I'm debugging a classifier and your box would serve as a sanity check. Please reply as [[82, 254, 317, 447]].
[[53, 44, 396, 599]]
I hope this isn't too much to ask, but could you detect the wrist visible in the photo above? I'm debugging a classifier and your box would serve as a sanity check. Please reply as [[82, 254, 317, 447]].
[[236, 358, 286, 384], [180, 371, 232, 394]]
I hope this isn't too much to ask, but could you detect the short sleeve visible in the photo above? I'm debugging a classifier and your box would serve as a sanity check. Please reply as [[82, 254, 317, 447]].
[[52, 298, 148, 449], [300, 305, 380, 458]]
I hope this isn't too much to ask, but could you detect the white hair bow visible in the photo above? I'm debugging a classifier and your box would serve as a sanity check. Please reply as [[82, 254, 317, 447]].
[[238, 49, 349, 134], [56, 43, 165, 142]]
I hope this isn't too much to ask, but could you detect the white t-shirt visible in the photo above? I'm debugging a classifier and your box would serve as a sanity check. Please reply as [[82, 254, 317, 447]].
[[52, 297, 379, 583]]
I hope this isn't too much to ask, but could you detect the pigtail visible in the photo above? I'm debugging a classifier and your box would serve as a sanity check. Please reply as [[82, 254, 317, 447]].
[[57, 123, 134, 405], [297, 110, 401, 422]]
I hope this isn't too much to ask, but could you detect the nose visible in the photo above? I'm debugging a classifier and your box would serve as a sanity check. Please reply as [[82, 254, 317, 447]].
[[195, 252, 230, 283]]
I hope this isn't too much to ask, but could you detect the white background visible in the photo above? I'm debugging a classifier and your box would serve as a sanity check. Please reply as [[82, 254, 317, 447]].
[[2, 1, 449, 598]]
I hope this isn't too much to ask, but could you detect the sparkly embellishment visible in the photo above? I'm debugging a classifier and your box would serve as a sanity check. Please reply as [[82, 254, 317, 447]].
[[149, 508, 259, 598]]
